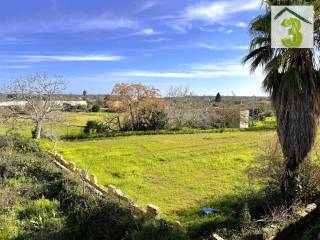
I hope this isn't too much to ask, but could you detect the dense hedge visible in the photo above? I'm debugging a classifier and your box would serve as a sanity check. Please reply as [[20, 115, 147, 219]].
[[0, 136, 187, 240]]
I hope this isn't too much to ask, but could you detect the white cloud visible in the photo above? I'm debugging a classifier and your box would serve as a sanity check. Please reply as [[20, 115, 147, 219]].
[[14, 54, 124, 62], [165, 0, 259, 33], [195, 43, 248, 50], [2, 37, 21, 42], [184, 0, 260, 23], [137, 0, 158, 13], [168, 19, 195, 33], [111, 61, 263, 79], [0, 15, 138, 33], [238, 0, 261, 11], [143, 38, 171, 42], [199, 26, 233, 34], [138, 28, 160, 36], [185, 2, 228, 22], [0, 65, 31, 69], [235, 22, 247, 28], [76, 17, 137, 31]]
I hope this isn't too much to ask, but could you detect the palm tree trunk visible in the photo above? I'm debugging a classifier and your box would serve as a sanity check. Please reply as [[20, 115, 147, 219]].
[[274, 89, 319, 204], [281, 157, 302, 204]]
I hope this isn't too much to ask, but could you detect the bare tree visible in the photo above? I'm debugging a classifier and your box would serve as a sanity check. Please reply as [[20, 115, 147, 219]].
[[166, 86, 244, 129], [106, 83, 165, 131], [166, 86, 194, 129], [5, 74, 66, 140]]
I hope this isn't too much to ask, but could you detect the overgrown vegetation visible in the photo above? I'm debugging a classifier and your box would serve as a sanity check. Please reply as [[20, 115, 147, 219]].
[[0, 136, 186, 240]]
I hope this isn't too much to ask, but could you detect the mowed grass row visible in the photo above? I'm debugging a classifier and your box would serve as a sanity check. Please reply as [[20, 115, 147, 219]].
[[50, 131, 276, 224]]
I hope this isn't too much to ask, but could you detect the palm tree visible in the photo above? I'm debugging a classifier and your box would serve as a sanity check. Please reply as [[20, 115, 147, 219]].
[[243, 0, 320, 203]]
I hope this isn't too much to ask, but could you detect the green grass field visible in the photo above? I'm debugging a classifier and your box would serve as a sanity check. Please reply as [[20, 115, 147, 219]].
[[1, 111, 278, 230], [47, 130, 276, 226]]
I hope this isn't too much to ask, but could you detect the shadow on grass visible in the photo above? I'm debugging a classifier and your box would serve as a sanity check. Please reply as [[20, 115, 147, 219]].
[[175, 194, 242, 239], [175, 191, 284, 239]]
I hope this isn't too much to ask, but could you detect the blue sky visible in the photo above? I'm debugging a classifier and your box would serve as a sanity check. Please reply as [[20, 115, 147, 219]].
[[0, 0, 265, 96]]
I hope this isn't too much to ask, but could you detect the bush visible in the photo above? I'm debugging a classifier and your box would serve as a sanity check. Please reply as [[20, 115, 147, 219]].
[[63, 103, 88, 112], [0, 210, 19, 240], [83, 121, 99, 135], [130, 220, 187, 240], [123, 109, 168, 131], [17, 197, 64, 234], [19, 197, 59, 219], [91, 104, 101, 112], [0, 136, 42, 155], [249, 105, 274, 122], [247, 140, 320, 204], [83, 120, 109, 135]]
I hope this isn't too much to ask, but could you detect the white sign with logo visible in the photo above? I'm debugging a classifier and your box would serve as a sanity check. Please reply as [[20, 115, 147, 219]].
[[271, 6, 314, 48]]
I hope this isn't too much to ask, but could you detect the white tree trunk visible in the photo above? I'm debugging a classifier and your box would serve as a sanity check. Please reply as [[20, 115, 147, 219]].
[[33, 121, 42, 140]]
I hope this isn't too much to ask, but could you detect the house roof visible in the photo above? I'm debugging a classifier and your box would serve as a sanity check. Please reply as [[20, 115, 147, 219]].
[[274, 7, 312, 24]]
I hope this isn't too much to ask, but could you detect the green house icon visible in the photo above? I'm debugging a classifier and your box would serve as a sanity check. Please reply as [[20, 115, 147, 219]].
[[274, 7, 312, 24]]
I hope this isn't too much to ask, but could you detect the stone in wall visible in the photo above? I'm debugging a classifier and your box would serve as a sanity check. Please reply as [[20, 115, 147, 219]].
[[90, 174, 98, 185], [131, 204, 147, 217], [118, 194, 131, 205], [296, 203, 317, 217], [96, 185, 108, 194], [68, 162, 76, 172], [108, 185, 117, 194], [147, 204, 160, 219], [82, 169, 89, 181], [210, 233, 224, 240], [262, 224, 280, 240], [55, 154, 63, 162], [114, 188, 125, 202], [60, 159, 68, 167]]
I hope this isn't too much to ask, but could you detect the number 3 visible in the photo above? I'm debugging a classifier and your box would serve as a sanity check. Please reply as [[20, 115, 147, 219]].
[[281, 18, 303, 48]]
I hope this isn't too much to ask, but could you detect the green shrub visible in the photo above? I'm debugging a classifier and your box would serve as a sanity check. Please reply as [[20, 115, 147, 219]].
[[130, 220, 187, 240], [247, 140, 320, 203], [0, 210, 19, 240], [91, 104, 101, 112], [19, 197, 59, 219], [83, 120, 109, 135], [63, 104, 88, 112], [0, 136, 42, 154]]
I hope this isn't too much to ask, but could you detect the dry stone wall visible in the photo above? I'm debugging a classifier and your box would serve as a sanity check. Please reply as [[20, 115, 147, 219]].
[[47, 151, 160, 219]]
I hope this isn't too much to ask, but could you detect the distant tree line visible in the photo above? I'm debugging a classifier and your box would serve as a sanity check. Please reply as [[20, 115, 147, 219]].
[[83, 84, 273, 135]]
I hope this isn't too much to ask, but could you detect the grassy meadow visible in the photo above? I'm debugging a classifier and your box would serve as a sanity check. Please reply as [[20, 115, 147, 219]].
[[43, 130, 276, 226], [1, 111, 278, 230]]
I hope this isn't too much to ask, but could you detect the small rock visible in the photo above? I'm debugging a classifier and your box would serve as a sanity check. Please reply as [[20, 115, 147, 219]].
[[211, 233, 224, 240]]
